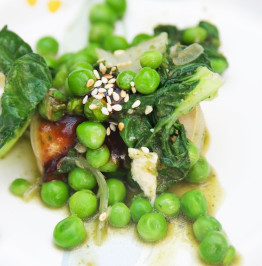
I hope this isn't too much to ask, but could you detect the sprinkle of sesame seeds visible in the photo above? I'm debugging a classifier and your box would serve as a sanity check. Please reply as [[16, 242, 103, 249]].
[[127, 109, 134, 114], [101, 77, 108, 84], [106, 96, 112, 104], [82, 95, 88, 104], [141, 147, 150, 153], [89, 104, 98, 110], [93, 70, 100, 79], [145, 105, 153, 115], [108, 88, 113, 96], [99, 63, 107, 74], [97, 58, 105, 63], [104, 74, 113, 79], [107, 103, 112, 112], [124, 94, 129, 103], [110, 123, 116, 132], [112, 91, 120, 101], [150, 128, 154, 132], [94, 80, 102, 87], [108, 78, 116, 84], [118, 122, 124, 131], [86, 79, 94, 88], [106, 127, 111, 136], [91, 88, 98, 96], [99, 212, 107, 221], [101, 107, 109, 116], [105, 83, 114, 89], [114, 50, 125, 56], [130, 81, 135, 87], [112, 104, 122, 111], [131, 86, 136, 94], [132, 100, 141, 109], [120, 90, 126, 98]]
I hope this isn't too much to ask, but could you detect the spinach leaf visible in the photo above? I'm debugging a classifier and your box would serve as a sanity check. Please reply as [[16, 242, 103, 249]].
[[0, 26, 32, 74], [0, 53, 52, 157]]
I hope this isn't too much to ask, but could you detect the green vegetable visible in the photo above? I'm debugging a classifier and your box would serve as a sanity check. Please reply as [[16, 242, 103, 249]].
[[116, 70, 136, 90], [188, 141, 200, 167], [140, 50, 163, 69], [109, 202, 130, 227], [36, 36, 59, 56], [89, 4, 117, 26], [68, 168, 97, 191], [199, 231, 228, 264], [9, 178, 30, 196], [99, 158, 119, 172], [89, 23, 113, 45], [86, 145, 110, 168], [223, 246, 236, 265], [53, 69, 68, 89], [69, 190, 98, 219], [106, 0, 126, 18], [193, 216, 222, 241], [134, 67, 160, 94], [137, 213, 167, 242], [103, 35, 129, 52], [84, 97, 109, 122], [53, 216, 86, 249], [131, 33, 152, 46], [186, 156, 211, 183], [70, 62, 93, 72], [41, 180, 69, 208], [67, 98, 83, 115], [183, 26, 208, 44], [44, 56, 58, 71], [107, 178, 126, 205], [76, 121, 106, 149], [154, 192, 180, 217], [58, 52, 74, 66], [180, 190, 208, 220], [130, 198, 153, 223], [211, 58, 228, 74]]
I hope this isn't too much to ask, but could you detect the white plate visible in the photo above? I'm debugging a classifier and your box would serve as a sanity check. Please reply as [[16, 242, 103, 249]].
[[0, 0, 262, 265]]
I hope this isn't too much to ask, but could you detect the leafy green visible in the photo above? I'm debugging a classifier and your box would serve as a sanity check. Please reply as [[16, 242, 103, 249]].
[[0, 26, 32, 74], [0, 53, 52, 157]]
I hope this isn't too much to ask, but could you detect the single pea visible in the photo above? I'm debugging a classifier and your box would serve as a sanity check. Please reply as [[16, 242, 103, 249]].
[[223, 246, 236, 265], [38, 100, 65, 122], [99, 158, 119, 172], [70, 62, 93, 72], [76, 50, 97, 65], [210, 58, 228, 74], [183, 26, 208, 44], [36, 36, 59, 56], [44, 56, 59, 71], [188, 141, 200, 167], [116, 70, 136, 90], [199, 231, 228, 264], [86, 145, 110, 168], [89, 3, 116, 25], [58, 52, 74, 66], [76, 121, 106, 149], [109, 202, 130, 227], [68, 168, 97, 191], [134, 67, 160, 94], [89, 23, 113, 45], [154, 193, 180, 217], [180, 189, 208, 220], [103, 35, 129, 52], [41, 180, 69, 208], [53, 216, 86, 249], [131, 33, 152, 46], [67, 69, 96, 96], [9, 178, 30, 196], [67, 98, 84, 115], [84, 97, 109, 122], [69, 190, 98, 219], [130, 198, 153, 223], [137, 213, 167, 242], [67, 53, 95, 69], [140, 50, 163, 69], [186, 156, 211, 183], [107, 178, 126, 205], [53, 69, 68, 89], [106, 0, 126, 18], [193, 216, 222, 241]]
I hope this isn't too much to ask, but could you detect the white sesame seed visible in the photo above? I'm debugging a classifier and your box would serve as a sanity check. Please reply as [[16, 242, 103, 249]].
[[106, 127, 111, 136], [94, 80, 102, 87], [114, 49, 125, 56], [110, 123, 116, 132], [97, 58, 105, 63], [91, 88, 98, 96], [104, 74, 113, 79], [120, 90, 126, 98], [82, 95, 88, 104], [99, 212, 107, 221], [112, 104, 122, 111], [118, 122, 124, 131], [150, 128, 154, 132], [112, 91, 120, 101], [145, 105, 153, 115], [108, 78, 116, 84], [93, 69, 100, 79], [110, 122, 118, 125], [94, 94, 104, 100], [106, 96, 112, 104], [98, 88, 106, 93], [107, 103, 112, 112], [132, 100, 141, 109], [108, 88, 113, 96], [102, 77, 108, 84], [86, 79, 94, 88], [101, 107, 109, 116], [111, 66, 117, 72], [89, 104, 98, 110], [99, 63, 107, 74], [131, 86, 136, 94], [106, 62, 113, 68], [124, 94, 129, 103], [105, 83, 114, 89], [127, 109, 134, 114], [130, 81, 135, 87], [141, 147, 150, 153]]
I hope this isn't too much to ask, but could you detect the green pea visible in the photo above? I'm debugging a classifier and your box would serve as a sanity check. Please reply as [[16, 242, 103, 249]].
[[188, 141, 200, 167], [134, 67, 160, 94], [86, 145, 110, 168], [53, 69, 68, 89], [154, 193, 180, 217], [44, 56, 59, 71], [67, 98, 84, 115], [103, 35, 129, 52], [116, 70, 136, 90], [89, 3, 116, 26], [137, 213, 167, 242], [180, 189, 208, 220], [186, 156, 211, 183], [36, 36, 59, 56], [106, 0, 126, 18], [183, 26, 208, 44], [130, 198, 153, 223], [58, 52, 74, 66], [69, 190, 98, 219], [67, 53, 95, 69], [68, 168, 97, 191], [67, 69, 96, 96], [76, 121, 106, 149], [9, 178, 30, 196], [109, 202, 130, 227], [193, 216, 222, 241], [199, 231, 228, 264], [140, 50, 163, 69], [53, 216, 86, 249], [107, 178, 126, 205], [89, 23, 113, 45], [38, 100, 65, 122], [223, 246, 236, 265], [41, 180, 69, 208], [70, 62, 93, 72], [131, 33, 152, 46], [99, 158, 119, 173], [210, 58, 228, 74], [84, 97, 109, 122]]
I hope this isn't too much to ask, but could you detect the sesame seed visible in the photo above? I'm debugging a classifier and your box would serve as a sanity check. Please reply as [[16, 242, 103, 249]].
[[110, 123, 116, 132], [107, 103, 112, 112], [111, 66, 117, 72], [89, 104, 98, 110], [101, 107, 109, 116], [130, 81, 135, 87], [106, 96, 112, 104], [124, 94, 129, 103], [82, 95, 88, 104], [94, 94, 104, 100], [118, 122, 124, 131], [106, 62, 113, 68], [106, 127, 111, 136], [99, 212, 107, 221], [112, 104, 122, 111], [94, 80, 102, 87], [131, 86, 136, 94], [117, 61, 132, 68], [120, 90, 126, 98], [86, 79, 94, 88], [114, 49, 125, 56], [127, 109, 134, 114], [104, 74, 113, 79], [97, 58, 105, 63], [141, 147, 150, 153], [110, 122, 118, 125], [108, 88, 113, 96], [150, 128, 154, 132], [105, 83, 114, 89], [93, 70, 100, 79], [145, 105, 153, 115], [98, 88, 106, 93], [113, 91, 120, 101], [132, 100, 141, 108], [108, 78, 116, 84], [91, 88, 98, 96], [99, 63, 107, 74], [102, 77, 108, 84]]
